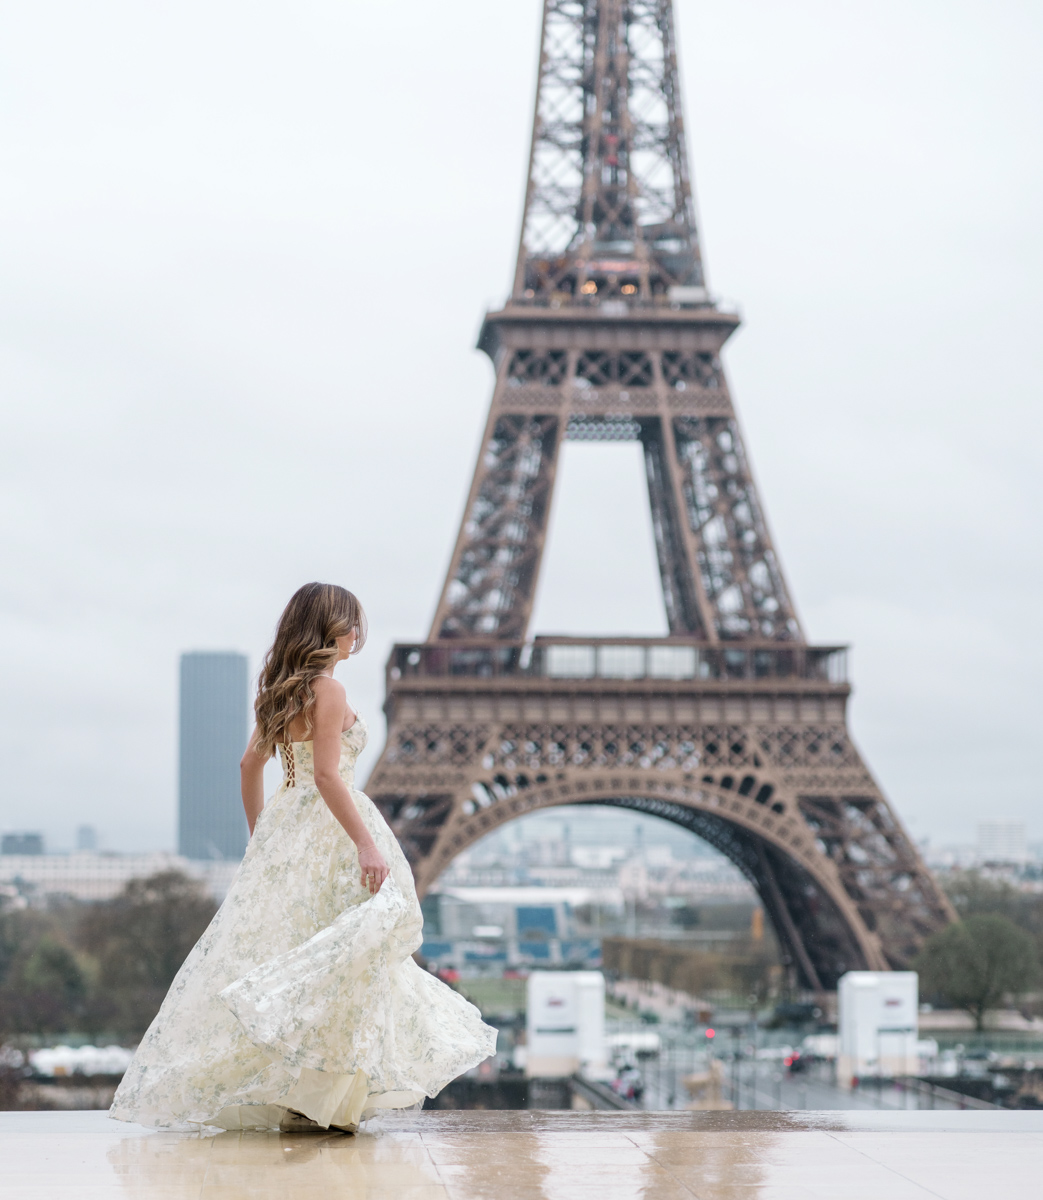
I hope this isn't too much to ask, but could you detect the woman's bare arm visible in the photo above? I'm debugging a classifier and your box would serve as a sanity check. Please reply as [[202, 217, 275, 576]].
[[240, 727, 268, 836], [311, 676, 389, 893]]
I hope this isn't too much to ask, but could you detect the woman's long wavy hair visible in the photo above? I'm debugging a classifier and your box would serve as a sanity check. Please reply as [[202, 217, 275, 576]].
[[254, 583, 367, 757]]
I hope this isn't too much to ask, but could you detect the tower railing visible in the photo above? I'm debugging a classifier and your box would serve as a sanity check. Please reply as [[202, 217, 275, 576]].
[[387, 638, 848, 685]]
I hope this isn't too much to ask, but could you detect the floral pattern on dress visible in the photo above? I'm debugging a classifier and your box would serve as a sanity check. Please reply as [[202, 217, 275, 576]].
[[109, 713, 496, 1130]]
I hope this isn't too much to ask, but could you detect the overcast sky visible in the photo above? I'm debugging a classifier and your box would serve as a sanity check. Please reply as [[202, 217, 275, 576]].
[[1, 0, 1040, 854]]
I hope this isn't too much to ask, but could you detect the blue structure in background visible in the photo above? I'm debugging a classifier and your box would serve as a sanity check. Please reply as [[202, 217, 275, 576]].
[[516, 906, 558, 937], [178, 652, 249, 860], [560, 941, 601, 963], [419, 894, 602, 972], [522, 942, 551, 960]]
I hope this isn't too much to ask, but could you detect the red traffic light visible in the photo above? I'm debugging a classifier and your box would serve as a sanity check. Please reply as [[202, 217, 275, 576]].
[[705, 1028, 715, 1039]]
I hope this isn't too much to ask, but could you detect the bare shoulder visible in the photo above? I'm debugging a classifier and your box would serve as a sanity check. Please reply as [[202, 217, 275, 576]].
[[311, 675, 346, 706], [310, 675, 350, 737]]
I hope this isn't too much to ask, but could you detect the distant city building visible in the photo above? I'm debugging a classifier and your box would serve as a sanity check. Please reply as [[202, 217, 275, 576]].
[[76, 825, 98, 852], [1, 833, 44, 856], [179, 651, 249, 861], [977, 822, 1028, 864], [0, 852, 238, 903]]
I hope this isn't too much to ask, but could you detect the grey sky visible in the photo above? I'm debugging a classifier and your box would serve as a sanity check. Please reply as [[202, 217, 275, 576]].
[[1, 1, 1040, 854]]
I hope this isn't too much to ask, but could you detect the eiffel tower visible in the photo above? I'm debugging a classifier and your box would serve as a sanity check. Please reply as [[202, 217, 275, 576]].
[[367, 0, 954, 988]]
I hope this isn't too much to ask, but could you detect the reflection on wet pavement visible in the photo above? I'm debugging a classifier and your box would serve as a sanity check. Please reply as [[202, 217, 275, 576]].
[[1, 1109, 1041, 1199], [108, 1127, 448, 1199]]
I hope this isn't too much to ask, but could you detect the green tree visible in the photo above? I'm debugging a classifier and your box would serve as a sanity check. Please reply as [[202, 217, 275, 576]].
[[916, 913, 1039, 1031], [21, 936, 83, 994], [78, 871, 216, 1036], [941, 870, 1043, 1004], [0, 911, 88, 1035]]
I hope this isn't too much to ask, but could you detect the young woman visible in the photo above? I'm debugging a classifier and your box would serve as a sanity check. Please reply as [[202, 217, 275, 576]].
[[111, 583, 496, 1131]]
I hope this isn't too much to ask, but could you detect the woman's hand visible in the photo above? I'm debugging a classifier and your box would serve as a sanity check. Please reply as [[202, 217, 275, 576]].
[[358, 840, 389, 895]]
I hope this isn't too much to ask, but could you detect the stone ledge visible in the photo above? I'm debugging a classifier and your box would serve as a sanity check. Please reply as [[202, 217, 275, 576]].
[[3, 1108, 1042, 1200]]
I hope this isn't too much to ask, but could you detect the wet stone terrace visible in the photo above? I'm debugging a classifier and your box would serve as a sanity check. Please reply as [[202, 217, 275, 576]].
[[2, 1109, 1042, 1199]]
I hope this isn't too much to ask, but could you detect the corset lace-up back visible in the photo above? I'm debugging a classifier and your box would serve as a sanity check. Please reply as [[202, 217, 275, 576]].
[[280, 743, 297, 788], [277, 717, 367, 791]]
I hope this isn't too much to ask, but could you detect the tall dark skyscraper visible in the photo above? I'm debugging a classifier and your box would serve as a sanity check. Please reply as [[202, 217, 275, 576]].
[[178, 652, 249, 860]]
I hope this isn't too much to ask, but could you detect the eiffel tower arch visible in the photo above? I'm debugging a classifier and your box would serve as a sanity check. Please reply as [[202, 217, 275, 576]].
[[367, 0, 954, 989]]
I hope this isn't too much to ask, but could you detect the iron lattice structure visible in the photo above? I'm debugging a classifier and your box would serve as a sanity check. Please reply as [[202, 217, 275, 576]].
[[366, 0, 953, 988]]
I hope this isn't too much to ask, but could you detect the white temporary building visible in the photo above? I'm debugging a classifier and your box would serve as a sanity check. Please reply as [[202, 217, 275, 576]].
[[838, 970, 919, 1086], [525, 971, 607, 1079]]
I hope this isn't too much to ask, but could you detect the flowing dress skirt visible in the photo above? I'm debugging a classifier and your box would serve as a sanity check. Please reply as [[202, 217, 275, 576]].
[[110, 729, 496, 1130]]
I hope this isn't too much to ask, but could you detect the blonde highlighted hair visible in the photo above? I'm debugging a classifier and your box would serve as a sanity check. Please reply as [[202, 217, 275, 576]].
[[254, 582, 367, 757]]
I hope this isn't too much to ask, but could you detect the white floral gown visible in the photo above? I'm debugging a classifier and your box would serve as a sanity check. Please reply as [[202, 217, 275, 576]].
[[110, 714, 496, 1131]]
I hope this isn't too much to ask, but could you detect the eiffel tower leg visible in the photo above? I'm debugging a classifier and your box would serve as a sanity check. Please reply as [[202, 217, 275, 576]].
[[429, 408, 561, 641], [756, 842, 824, 992], [641, 417, 716, 637]]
